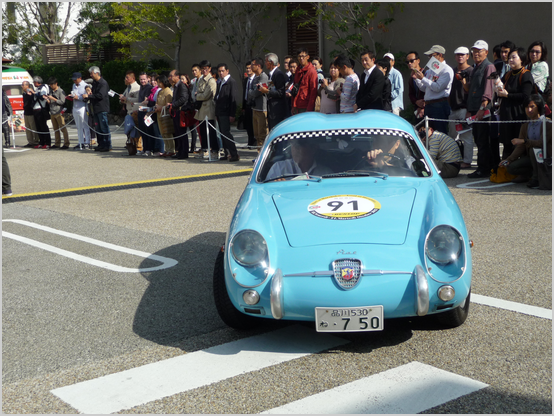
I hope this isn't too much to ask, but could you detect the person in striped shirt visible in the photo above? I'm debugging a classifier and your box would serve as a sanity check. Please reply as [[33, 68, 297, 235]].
[[333, 54, 360, 113], [418, 126, 463, 178]]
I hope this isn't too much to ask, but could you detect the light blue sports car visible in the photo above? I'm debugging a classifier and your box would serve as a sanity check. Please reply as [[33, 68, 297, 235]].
[[214, 111, 472, 332]]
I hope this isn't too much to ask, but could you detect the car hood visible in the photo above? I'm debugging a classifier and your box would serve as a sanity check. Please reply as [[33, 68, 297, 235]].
[[272, 182, 417, 247]]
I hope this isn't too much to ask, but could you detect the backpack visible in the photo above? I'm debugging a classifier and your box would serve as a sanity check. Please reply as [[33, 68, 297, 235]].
[[37, 85, 51, 120], [504, 67, 539, 95]]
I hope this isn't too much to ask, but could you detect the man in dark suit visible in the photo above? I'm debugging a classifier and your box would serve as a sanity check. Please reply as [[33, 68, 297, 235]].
[[259, 53, 287, 130], [355, 50, 385, 111], [215, 63, 239, 162], [169, 69, 190, 159], [242, 62, 256, 148]]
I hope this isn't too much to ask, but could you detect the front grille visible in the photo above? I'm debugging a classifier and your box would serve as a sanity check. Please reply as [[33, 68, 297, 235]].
[[333, 259, 362, 290]]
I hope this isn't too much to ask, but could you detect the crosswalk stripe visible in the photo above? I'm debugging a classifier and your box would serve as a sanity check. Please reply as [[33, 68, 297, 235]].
[[50, 325, 348, 414], [472, 294, 552, 320], [263, 361, 489, 414]]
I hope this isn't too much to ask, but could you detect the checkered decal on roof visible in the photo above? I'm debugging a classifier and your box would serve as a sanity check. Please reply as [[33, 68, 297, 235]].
[[272, 128, 413, 143]]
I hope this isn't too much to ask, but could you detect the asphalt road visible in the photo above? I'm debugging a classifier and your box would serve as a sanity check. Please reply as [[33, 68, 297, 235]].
[[2, 123, 552, 414]]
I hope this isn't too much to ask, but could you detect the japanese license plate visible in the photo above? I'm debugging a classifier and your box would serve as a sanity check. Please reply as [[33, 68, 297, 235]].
[[315, 306, 384, 332]]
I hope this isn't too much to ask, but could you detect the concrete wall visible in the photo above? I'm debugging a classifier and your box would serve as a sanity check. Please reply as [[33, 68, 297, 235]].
[[132, 2, 552, 105]]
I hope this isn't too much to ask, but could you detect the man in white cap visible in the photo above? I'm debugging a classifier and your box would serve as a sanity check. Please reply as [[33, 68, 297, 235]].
[[71, 72, 91, 149], [412, 45, 453, 134], [383, 52, 404, 116], [463, 40, 496, 179], [448, 47, 474, 169]]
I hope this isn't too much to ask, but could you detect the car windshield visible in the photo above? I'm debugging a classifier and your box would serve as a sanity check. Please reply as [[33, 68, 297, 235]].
[[258, 128, 432, 182]]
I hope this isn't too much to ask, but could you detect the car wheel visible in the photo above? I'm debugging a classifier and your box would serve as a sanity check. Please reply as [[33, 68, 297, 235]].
[[213, 249, 261, 330], [435, 289, 471, 328]]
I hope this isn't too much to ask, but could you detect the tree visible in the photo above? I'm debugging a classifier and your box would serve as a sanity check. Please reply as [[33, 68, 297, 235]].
[[73, 2, 121, 55], [2, 2, 79, 64], [194, 3, 284, 86], [290, 2, 404, 62], [110, 2, 193, 71]]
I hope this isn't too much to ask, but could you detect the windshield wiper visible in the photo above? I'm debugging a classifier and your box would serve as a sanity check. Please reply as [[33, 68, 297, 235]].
[[321, 170, 389, 180], [264, 173, 322, 183]]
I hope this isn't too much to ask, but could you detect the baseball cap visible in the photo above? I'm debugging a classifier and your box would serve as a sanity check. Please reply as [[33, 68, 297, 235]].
[[424, 45, 446, 55], [383, 53, 395, 61], [454, 47, 470, 55], [71, 72, 82, 80], [471, 40, 489, 50]]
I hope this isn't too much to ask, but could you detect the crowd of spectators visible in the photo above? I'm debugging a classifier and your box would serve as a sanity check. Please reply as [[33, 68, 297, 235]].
[[2, 39, 551, 186]]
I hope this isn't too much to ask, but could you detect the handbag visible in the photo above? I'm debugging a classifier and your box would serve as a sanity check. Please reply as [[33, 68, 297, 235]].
[[537, 157, 552, 190], [180, 109, 197, 128], [490, 166, 517, 183], [125, 135, 137, 156]]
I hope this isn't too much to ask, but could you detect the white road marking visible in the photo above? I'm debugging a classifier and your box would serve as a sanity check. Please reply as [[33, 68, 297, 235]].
[[50, 325, 349, 414], [263, 361, 488, 414], [1, 219, 177, 273], [4, 148, 30, 152], [472, 293, 552, 320], [456, 179, 515, 189]]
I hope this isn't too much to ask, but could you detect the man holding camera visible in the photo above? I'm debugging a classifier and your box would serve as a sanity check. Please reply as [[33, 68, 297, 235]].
[[463, 40, 496, 179], [448, 47, 474, 169], [418, 126, 462, 178], [291, 47, 318, 114], [259, 53, 287, 131], [83, 66, 111, 152]]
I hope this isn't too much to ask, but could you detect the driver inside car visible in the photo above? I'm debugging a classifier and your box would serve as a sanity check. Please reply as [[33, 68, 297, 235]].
[[365, 138, 402, 168], [266, 139, 332, 181]]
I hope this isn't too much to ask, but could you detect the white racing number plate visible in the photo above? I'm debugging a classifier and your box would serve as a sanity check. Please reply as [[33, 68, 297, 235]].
[[315, 306, 384, 332]]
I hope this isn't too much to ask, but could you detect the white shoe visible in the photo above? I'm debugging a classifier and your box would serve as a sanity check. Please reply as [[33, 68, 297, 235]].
[[203, 150, 210, 160]]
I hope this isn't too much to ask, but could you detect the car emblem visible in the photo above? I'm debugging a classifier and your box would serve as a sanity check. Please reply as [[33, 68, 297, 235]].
[[332, 259, 362, 289], [341, 267, 354, 281]]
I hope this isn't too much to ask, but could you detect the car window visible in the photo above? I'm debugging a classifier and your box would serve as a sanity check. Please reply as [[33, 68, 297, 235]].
[[2, 85, 23, 96], [258, 128, 432, 182]]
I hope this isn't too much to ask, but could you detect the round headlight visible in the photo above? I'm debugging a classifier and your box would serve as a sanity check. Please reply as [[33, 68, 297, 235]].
[[438, 285, 456, 301], [425, 225, 462, 265], [231, 230, 268, 266], [243, 290, 260, 305]]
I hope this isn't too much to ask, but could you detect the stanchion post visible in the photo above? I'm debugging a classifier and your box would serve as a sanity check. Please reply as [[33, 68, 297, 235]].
[[424, 116, 429, 150], [205, 116, 212, 161], [9, 116, 16, 148], [542, 116, 548, 160]]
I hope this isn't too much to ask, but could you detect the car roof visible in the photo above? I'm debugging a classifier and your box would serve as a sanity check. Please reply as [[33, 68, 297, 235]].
[[268, 111, 417, 142]]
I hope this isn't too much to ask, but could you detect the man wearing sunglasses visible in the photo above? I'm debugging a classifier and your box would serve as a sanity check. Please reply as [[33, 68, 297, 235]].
[[406, 51, 425, 121]]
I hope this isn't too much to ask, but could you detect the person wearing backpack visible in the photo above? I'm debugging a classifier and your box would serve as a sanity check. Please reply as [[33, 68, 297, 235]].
[[497, 47, 534, 160], [32, 76, 52, 149]]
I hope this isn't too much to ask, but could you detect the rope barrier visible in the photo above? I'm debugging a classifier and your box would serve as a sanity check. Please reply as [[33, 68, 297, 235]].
[[422, 115, 553, 124]]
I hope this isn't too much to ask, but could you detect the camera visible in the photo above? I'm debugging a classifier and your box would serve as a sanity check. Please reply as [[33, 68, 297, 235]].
[[455, 71, 469, 81], [486, 72, 504, 94]]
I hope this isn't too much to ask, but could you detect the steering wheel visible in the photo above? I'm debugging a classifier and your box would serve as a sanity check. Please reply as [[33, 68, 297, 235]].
[[384, 153, 403, 166]]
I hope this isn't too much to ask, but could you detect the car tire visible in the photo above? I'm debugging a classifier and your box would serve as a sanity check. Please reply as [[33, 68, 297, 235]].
[[435, 289, 471, 328], [213, 249, 261, 330]]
